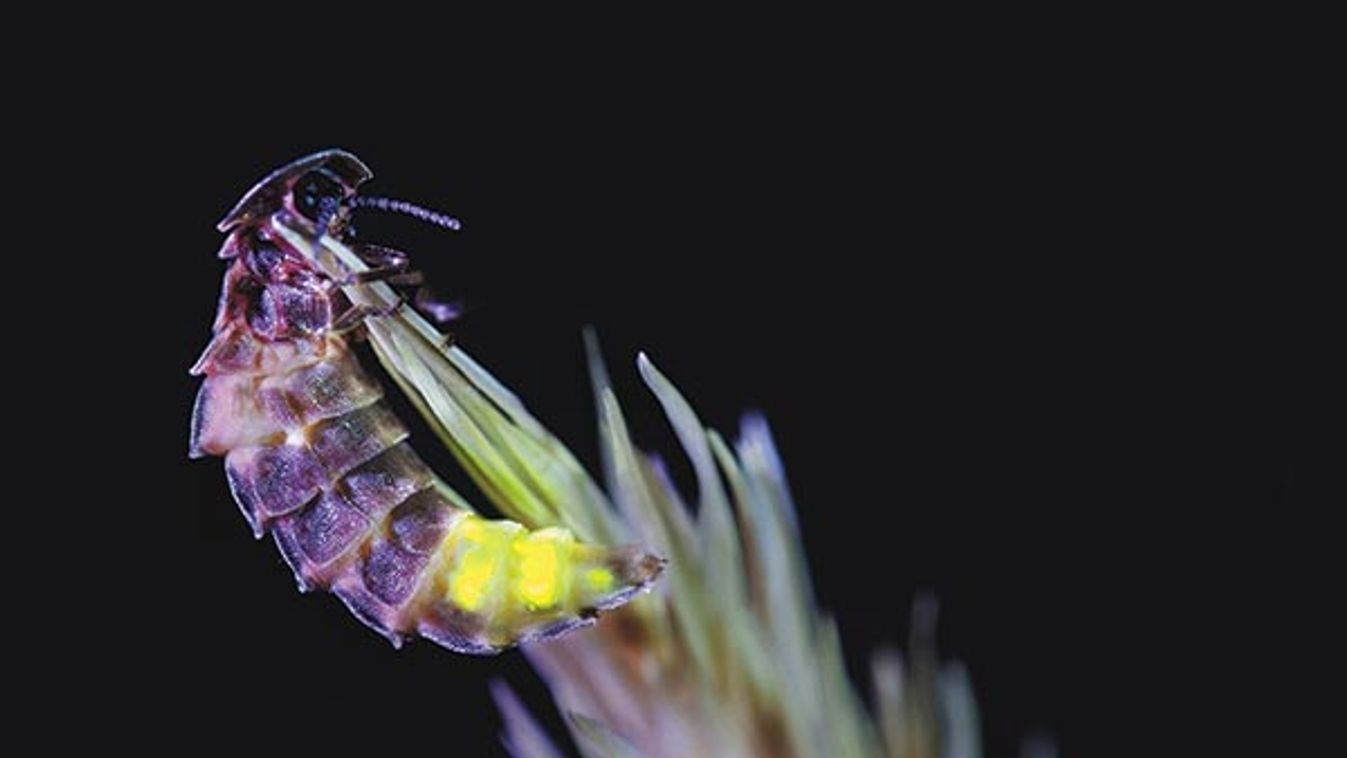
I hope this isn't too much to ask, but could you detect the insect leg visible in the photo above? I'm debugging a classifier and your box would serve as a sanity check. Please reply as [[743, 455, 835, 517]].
[[330, 297, 408, 334], [341, 268, 426, 287], [355, 243, 412, 270], [353, 243, 462, 325]]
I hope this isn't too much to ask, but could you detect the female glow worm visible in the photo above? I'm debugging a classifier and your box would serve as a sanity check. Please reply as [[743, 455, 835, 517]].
[[190, 150, 663, 653]]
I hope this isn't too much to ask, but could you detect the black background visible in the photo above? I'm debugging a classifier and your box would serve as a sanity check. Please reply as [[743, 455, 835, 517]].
[[139, 63, 1294, 757]]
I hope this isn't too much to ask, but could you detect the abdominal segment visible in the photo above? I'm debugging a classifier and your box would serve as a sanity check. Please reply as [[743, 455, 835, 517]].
[[193, 336, 662, 653]]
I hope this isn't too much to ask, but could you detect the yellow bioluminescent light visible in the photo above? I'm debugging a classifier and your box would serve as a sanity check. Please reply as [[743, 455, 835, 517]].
[[515, 539, 561, 609], [513, 528, 574, 610], [585, 567, 615, 593], [457, 516, 488, 543], [450, 549, 496, 611], [448, 517, 508, 612]]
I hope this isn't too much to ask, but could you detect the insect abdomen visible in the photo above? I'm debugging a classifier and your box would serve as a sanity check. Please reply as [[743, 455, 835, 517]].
[[193, 337, 660, 652]]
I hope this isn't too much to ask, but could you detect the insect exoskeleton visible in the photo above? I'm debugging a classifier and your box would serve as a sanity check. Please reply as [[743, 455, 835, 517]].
[[191, 150, 663, 653]]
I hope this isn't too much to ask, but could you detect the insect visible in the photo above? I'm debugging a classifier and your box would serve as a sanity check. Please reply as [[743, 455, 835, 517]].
[[190, 150, 663, 653]]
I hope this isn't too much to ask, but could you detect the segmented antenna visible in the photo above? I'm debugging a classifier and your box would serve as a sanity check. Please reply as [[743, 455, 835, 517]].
[[353, 195, 462, 231]]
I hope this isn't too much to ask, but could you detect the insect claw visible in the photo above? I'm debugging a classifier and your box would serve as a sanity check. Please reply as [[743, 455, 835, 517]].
[[414, 287, 465, 324]]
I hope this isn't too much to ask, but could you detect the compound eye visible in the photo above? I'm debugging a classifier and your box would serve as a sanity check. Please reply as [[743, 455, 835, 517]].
[[292, 169, 345, 222]]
